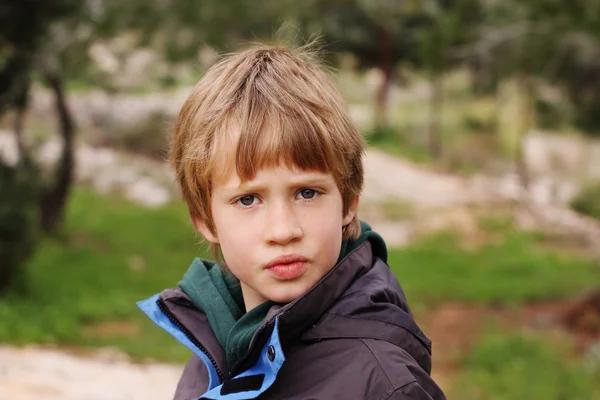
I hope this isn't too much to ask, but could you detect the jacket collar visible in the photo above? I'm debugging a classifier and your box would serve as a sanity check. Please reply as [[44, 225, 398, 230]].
[[231, 241, 375, 373], [235, 240, 432, 375], [140, 240, 434, 398], [146, 240, 374, 376], [144, 239, 432, 376]]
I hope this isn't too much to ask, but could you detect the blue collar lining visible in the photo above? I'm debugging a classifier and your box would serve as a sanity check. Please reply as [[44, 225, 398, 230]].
[[138, 294, 286, 399]]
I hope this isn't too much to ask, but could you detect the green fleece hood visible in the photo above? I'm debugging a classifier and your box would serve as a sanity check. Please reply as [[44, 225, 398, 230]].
[[178, 221, 387, 373]]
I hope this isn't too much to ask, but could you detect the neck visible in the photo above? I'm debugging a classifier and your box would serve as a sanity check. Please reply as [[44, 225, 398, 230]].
[[241, 282, 268, 312]]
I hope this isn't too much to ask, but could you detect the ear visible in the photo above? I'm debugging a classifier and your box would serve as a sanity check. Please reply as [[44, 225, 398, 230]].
[[342, 195, 360, 226], [191, 215, 220, 244]]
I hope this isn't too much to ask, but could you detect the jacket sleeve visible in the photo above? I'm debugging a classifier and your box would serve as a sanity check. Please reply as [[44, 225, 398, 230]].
[[385, 382, 446, 400]]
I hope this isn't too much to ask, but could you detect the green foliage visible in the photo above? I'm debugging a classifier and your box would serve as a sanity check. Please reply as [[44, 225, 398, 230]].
[[113, 111, 171, 158], [388, 229, 600, 308], [298, 0, 425, 69], [0, 158, 40, 294], [298, 0, 480, 72], [535, 98, 570, 130], [462, 114, 496, 135], [0, 1, 81, 113], [0, 188, 207, 361], [366, 125, 433, 164], [453, 334, 600, 399], [464, 0, 600, 133], [415, 0, 482, 75], [93, 0, 294, 63], [571, 182, 600, 220]]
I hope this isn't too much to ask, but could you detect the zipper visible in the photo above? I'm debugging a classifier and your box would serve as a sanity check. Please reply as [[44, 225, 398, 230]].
[[156, 298, 225, 383]]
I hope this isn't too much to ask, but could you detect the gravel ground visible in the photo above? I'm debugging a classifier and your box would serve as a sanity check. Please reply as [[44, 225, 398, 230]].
[[0, 346, 183, 400]]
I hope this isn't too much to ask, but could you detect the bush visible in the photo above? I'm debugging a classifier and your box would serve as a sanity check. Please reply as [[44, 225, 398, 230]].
[[120, 111, 172, 158], [535, 98, 569, 130], [0, 157, 40, 294], [462, 114, 496, 135], [365, 125, 433, 163], [97, 110, 172, 159], [571, 182, 600, 220], [454, 334, 600, 399]]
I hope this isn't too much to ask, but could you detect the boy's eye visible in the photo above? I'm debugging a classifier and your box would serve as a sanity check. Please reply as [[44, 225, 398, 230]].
[[298, 189, 316, 199], [237, 195, 257, 206]]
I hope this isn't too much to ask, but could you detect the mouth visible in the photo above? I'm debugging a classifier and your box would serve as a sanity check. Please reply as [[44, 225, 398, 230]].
[[264, 254, 308, 280]]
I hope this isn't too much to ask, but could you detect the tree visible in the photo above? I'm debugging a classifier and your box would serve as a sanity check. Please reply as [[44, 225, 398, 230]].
[[415, 0, 482, 157], [296, 0, 432, 128], [452, 0, 567, 188], [0, 0, 81, 293], [550, 2, 600, 134], [0, 157, 39, 294], [93, 0, 294, 63]]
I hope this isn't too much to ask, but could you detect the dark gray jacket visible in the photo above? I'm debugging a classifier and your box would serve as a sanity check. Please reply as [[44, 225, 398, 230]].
[[138, 241, 446, 399]]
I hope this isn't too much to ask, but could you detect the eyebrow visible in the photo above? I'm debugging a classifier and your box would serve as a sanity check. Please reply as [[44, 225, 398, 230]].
[[221, 174, 333, 194]]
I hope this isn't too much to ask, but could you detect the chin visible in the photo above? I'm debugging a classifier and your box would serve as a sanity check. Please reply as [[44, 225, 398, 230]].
[[266, 285, 310, 304]]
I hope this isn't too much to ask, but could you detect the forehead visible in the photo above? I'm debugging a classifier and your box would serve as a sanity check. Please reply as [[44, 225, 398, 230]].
[[208, 117, 333, 188], [211, 146, 331, 189]]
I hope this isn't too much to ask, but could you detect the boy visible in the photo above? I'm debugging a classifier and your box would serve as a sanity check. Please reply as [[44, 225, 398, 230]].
[[138, 44, 446, 400]]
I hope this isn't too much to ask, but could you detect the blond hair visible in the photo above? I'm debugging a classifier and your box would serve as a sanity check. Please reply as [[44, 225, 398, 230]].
[[170, 44, 365, 246]]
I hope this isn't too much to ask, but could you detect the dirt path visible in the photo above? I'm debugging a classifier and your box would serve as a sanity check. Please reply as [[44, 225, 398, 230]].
[[0, 346, 183, 400], [363, 149, 485, 206]]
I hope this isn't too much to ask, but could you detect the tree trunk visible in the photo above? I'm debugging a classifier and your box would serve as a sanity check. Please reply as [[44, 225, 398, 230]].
[[0, 54, 30, 118], [428, 73, 444, 158], [39, 69, 75, 234], [375, 27, 393, 129], [516, 75, 534, 193], [13, 81, 30, 158]]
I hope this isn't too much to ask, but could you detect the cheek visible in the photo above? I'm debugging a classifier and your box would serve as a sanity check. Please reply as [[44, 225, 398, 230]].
[[306, 203, 344, 248], [217, 232, 254, 277], [212, 209, 259, 260]]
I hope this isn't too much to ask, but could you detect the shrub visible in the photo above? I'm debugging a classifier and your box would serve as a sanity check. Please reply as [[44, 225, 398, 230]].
[[365, 125, 433, 163], [0, 157, 40, 294], [454, 334, 600, 400], [571, 182, 600, 220], [96, 110, 172, 159], [118, 111, 171, 158]]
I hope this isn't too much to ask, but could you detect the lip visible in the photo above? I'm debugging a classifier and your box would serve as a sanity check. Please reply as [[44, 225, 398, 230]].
[[264, 254, 308, 280]]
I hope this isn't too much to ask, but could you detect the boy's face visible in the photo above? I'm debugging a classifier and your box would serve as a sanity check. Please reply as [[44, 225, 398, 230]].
[[194, 162, 358, 311]]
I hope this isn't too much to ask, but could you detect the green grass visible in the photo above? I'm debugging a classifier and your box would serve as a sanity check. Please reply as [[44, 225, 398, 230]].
[[389, 230, 600, 308], [571, 181, 600, 221], [1, 188, 598, 363], [0, 188, 207, 362], [452, 333, 600, 399], [365, 125, 434, 164]]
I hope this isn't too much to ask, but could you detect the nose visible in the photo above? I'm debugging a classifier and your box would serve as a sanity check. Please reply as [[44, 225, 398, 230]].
[[265, 200, 303, 245]]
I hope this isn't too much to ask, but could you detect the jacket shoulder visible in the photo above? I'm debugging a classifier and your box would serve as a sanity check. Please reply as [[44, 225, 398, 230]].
[[385, 382, 441, 400], [263, 337, 437, 400], [361, 339, 446, 400]]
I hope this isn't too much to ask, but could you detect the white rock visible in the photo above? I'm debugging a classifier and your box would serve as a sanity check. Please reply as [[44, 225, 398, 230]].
[[0, 130, 19, 166], [126, 177, 172, 207]]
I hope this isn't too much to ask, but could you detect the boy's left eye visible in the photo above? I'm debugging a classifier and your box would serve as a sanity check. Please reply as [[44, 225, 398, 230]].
[[237, 195, 258, 206], [297, 189, 317, 199]]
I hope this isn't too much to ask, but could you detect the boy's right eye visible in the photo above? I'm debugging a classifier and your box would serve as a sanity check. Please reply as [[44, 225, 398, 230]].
[[237, 195, 257, 207]]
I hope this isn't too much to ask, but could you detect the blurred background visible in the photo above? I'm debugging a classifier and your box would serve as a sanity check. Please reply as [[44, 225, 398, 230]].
[[1, 0, 600, 399]]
